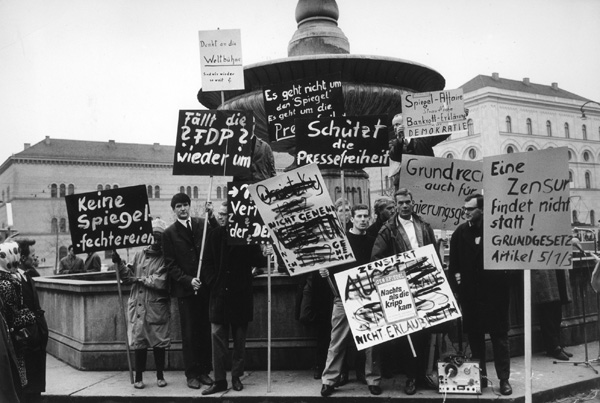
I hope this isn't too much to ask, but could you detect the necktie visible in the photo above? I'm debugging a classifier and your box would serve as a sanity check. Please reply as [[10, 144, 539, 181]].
[[186, 220, 193, 237]]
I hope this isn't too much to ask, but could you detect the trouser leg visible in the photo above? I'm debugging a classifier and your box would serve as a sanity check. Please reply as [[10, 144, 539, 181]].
[[468, 332, 487, 378], [490, 331, 510, 380], [134, 348, 148, 382], [321, 298, 351, 385], [211, 323, 229, 383], [231, 323, 248, 379], [154, 347, 165, 380]]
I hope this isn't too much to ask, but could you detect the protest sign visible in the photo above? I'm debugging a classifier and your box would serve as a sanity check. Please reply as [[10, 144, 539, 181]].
[[483, 147, 571, 270], [173, 110, 253, 177], [263, 73, 344, 142], [198, 29, 244, 91], [248, 164, 355, 275], [401, 155, 483, 230], [226, 181, 271, 245], [295, 115, 389, 169], [65, 185, 153, 254], [334, 244, 460, 350], [401, 89, 467, 139]]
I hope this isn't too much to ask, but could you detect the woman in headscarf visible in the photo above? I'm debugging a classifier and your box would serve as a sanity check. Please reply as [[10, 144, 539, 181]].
[[112, 218, 171, 389]]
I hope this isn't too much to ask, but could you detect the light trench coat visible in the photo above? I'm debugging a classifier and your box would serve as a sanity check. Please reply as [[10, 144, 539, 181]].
[[119, 247, 170, 349]]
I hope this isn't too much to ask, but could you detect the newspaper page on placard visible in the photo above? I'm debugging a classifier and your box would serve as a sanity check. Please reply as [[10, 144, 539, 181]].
[[226, 181, 271, 245], [65, 185, 153, 254], [295, 115, 389, 169], [248, 164, 355, 275], [401, 155, 483, 230], [483, 147, 571, 270], [198, 29, 244, 91], [334, 244, 460, 350], [172, 110, 253, 177], [401, 89, 467, 139]]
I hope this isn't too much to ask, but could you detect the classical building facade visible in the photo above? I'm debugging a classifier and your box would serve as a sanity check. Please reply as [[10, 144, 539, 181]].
[[368, 73, 600, 227]]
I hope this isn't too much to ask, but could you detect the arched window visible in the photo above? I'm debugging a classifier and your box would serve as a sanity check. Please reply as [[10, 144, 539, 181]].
[[468, 148, 477, 160], [179, 186, 185, 194], [505, 116, 512, 133], [59, 184, 66, 197], [216, 187, 222, 199], [506, 145, 515, 154], [193, 186, 199, 199], [223, 185, 228, 197], [526, 118, 532, 135], [154, 186, 160, 198], [357, 187, 362, 203], [583, 124, 588, 140], [51, 184, 58, 198], [51, 218, 58, 233], [68, 184, 75, 195], [591, 210, 596, 226], [445, 153, 454, 159], [186, 186, 192, 197], [546, 121, 552, 136], [568, 150, 573, 161], [113, 184, 119, 189], [105, 184, 111, 190], [573, 210, 579, 223], [569, 170, 573, 183], [147, 185, 153, 198], [564, 123, 570, 138], [527, 146, 537, 152], [585, 171, 591, 189], [584, 151, 590, 162], [59, 218, 67, 232], [467, 119, 474, 136], [384, 176, 389, 188], [97, 184, 103, 192]]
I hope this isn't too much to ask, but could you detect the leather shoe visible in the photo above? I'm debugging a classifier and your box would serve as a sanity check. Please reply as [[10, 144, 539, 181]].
[[133, 381, 144, 389], [404, 378, 417, 395], [202, 381, 227, 396], [198, 373, 214, 385], [500, 379, 512, 396], [561, 347, 573, 358], [157, 379, 167, 387], [550, 347, 569, 361], [232, 376, 243, 391], [334, 372, 348, 387], [187, 378, 201, 389], [321, 384, 335, 397], [368, 385, 382, 395]]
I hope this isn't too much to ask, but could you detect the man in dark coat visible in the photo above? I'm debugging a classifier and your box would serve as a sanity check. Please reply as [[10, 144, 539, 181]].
[[449, 194, 512, 395], [366, 196, 395, 238], [200, 203, 267, 395], [371, 188, 439, 395], [163, 193, 218, 389]]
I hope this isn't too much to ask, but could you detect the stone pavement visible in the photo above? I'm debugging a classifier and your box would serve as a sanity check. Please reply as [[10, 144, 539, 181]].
[[41, 342, 600, 403]]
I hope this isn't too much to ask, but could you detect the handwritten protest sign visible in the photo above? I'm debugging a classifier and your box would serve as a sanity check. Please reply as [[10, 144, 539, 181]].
[[334, 244, 460, 350], [173, 110, 253, 177], [65, 185, 152, 254], [248, 164, 355, 275], [226, 181, 271, 245], [198, 29, 244, 91], [263, 73, 344, 142], [401, 89, 467, 139], [295, 115, 389, 169], [401, 155, 483, 230], [483, 147, 571, 270]]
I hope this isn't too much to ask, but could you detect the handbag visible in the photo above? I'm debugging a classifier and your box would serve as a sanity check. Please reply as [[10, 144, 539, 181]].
[[12, 309, 46, 352]]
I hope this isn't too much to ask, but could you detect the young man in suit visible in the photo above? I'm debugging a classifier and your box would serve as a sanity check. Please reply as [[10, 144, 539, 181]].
[[162, 193, 218, 390]]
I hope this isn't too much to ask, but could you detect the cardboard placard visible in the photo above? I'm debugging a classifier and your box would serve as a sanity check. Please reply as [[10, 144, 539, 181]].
[[295, 115, 389, 169], [65, 185, 152, 254], [248, 164, 355, 275], [401, 155, 483, 230], [173, 110, 253, 177], [483, 147, 572, 270], [226, 181, 271, 245], [263, 73, 344, 142], [334, 244, 460, 350], [401, 89, 467, 139], [198, 29, 244, 91]]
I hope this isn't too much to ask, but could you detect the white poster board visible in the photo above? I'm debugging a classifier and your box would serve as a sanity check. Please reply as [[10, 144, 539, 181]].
[[248, 164, 355, 275], [198, 29, 244, 91], [401, 89, 467, 139], [334, 244, 460, 350], [483, 147, 571, 270]]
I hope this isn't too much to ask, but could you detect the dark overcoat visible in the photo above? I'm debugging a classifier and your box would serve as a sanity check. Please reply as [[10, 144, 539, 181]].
[[449, 221, 511, 333], [163, 216, 217, 298], [201, 226, 266, 324]]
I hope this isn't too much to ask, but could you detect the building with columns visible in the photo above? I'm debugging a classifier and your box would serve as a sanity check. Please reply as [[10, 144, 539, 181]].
[[368, 73, 600, 227]]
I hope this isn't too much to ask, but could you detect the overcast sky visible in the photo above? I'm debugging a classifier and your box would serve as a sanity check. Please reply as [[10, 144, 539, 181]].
[[1, 0, 599, 165]]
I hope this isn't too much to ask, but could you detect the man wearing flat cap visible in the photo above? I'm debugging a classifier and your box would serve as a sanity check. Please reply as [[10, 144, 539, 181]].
[[162, 193, 218, 389]]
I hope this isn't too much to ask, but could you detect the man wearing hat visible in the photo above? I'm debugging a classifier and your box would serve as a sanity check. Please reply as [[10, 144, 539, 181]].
[[162, 193, 218, 389]]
